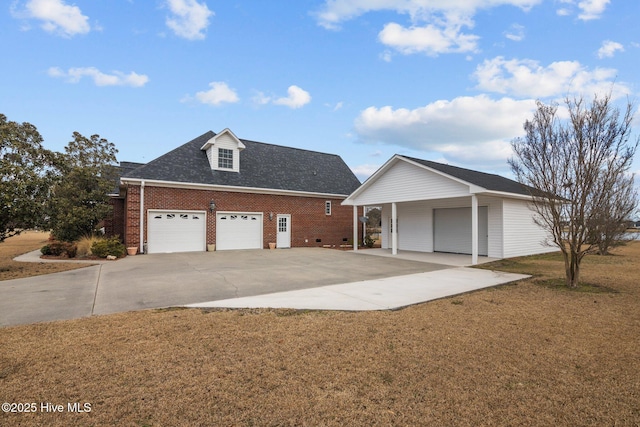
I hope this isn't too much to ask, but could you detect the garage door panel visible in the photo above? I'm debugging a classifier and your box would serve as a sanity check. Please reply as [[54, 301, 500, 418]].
[[147, 211, 206, 254], [216, 213, 262, 251], [434, 207, 488, 256]]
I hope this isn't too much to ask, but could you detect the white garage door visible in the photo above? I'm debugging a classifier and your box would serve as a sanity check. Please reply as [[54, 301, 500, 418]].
[[147, 210, 206, 254], [216, 212, 263, 251], [434, 207, 488, 256]]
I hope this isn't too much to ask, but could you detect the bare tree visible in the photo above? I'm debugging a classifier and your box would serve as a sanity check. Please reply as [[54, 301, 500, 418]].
[[509, 92, 638, 288], [588, 172, 638, 255]]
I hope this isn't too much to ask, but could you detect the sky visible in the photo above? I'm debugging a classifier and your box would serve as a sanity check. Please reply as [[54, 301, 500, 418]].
[[1, 0, 639, 185]]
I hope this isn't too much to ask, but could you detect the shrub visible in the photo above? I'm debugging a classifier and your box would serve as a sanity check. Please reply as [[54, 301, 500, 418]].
[[65, 244, 77, 258], [364, 234, 375, 248], [76, 235, 101, 258], [41, 241, 77, 257], [91, 237, 126, 258]]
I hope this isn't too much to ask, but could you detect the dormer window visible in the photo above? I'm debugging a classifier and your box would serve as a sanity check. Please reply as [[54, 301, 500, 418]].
[[201, 128, 245, 173], [218, 148, 233, 169]]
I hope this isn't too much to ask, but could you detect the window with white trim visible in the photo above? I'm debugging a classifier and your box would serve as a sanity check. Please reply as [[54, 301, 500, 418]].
[[325, 201, 331, 215], [218, 148, 233, 169]]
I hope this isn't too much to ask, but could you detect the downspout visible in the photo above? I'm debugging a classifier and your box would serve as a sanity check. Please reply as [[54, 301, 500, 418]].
[[139, 180, 145, 254]]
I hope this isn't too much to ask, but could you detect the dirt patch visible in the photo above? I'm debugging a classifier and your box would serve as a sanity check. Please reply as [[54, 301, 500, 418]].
[[0, 243, 639, 426], [0, 231, 90, 281]]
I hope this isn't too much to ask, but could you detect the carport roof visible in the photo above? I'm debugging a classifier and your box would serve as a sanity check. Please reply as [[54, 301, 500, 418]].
[[401, 155, 534, 196], [343, 154, 542, 205], [121, 131, 361, 196]]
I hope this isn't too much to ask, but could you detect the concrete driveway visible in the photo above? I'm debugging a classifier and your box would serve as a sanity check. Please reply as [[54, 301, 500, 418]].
[[0, 248, 451, 327]]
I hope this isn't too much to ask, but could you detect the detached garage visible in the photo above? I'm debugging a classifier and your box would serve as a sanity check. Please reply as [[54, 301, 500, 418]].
[[342, 155, 555, 264]]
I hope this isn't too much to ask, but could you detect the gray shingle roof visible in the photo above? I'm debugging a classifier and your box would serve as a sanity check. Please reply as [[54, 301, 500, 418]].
[[400, 155, 535, 196], [123, 131, 361, 195]]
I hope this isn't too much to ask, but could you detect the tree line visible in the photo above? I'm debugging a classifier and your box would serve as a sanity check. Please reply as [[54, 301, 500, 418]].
[[0, 114, 118, 243]]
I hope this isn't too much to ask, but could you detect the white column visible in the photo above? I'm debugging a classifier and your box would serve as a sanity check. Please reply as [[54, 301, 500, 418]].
[[391, 202, 398, 255], [353, 205, 359, 251], [471, 194, 478, 265], [362, 205, 367, 246]]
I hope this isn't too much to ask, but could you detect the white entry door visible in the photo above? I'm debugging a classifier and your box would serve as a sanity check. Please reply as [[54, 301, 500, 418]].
[[276, 214, 291, 248]]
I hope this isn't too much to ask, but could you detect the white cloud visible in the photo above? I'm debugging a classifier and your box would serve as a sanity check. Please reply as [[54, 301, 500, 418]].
[[273, 85, 312, 109], [48, 67, 149, 87], [577, 0, 610, 20], [354, 95, 537, 165], [473, 56, 630, 99], [351, 163, 383, 181], [597, 40, 624, 59], [165, 0, 213, 40], [315, 0, 541, 29], [190, 81, 239, 105], [252, 91, 271, 106], [504, 23, 525, 41], [555, 0, 610, 20], [13, 0, 90, 37], [378, 20, 479, 56], [315, 0, 542, 56], [379, 50, 393, 62]]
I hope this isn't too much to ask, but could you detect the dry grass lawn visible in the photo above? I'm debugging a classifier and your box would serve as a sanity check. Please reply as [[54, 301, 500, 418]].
[[0, 231, 90, 281], [0, 240, 639, 426]]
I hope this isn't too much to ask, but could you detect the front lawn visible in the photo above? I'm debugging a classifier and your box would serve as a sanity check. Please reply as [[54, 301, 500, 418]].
[[1, 241, 638, 426], [0, 231, 90, 281]]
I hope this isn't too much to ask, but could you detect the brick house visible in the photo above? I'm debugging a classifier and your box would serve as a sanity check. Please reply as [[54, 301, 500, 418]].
[[109, 129, 362, 253]]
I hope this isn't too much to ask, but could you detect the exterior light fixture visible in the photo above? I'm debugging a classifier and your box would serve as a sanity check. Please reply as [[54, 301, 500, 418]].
[[269, 212, 273, 221], [209, 200, 216, 212]]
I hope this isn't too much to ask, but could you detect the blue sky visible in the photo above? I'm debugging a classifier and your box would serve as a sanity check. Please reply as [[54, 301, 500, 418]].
[[2, 0, 639, 183]]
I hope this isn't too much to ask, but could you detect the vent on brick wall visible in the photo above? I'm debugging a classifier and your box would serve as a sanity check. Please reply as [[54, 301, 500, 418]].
[[316, 239, 321, 243], [343, 238, 348, 242]]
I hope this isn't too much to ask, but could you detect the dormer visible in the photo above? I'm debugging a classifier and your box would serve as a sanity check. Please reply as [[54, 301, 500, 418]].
[[200, 128, 245, 173]]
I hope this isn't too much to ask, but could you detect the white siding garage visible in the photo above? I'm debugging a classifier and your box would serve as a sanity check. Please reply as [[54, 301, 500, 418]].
[[147, 210, 206, 254], [216, 212, 263, 250], [343, 155, 555, 264], [434, 207, 488, 256]]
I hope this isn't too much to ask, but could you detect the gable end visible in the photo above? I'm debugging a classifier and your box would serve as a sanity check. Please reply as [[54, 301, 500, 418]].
[[201, 128, 245, 173]]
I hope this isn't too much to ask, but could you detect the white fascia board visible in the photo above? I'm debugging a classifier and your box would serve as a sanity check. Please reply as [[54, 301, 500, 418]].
[[342, 155, 403, 205], [200, 128, 246, 151], [343, 154, 481, 206], [120, 178, 348, 199], [474, 189, 534, 201]]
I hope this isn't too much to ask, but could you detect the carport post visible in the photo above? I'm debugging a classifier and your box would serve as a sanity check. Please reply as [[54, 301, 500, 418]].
[[471, 194, 478, 265], [353, 205, 359, 251], [391, 202, 398, 255]]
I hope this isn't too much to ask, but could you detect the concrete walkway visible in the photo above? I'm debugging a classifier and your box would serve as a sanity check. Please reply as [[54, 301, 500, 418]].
[[187, 267, 529, 311]]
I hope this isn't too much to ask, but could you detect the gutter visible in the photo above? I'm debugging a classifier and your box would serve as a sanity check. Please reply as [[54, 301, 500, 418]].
[[120, 177, 349, 199], [140, 180, 145, 254]]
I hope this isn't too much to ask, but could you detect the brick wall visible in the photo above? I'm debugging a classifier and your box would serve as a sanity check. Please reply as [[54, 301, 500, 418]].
[[104, 197, 125, 240], [124, 184, 362, 250]]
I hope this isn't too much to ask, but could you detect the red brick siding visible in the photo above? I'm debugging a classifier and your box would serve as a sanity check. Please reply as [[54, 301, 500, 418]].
[[104, 197, 125, 240], [124, 184, 362, 250]]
